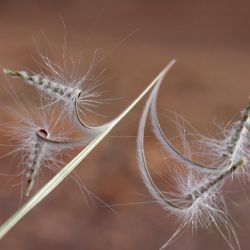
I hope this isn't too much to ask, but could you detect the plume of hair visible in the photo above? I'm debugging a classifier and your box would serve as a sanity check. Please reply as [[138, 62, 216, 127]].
[[3, 67, 108, 135], [137, 60, 247, 249]]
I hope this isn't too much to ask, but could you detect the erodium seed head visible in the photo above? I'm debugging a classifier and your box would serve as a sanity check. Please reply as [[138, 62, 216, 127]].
[[137, 64, 247, 249], [24, 128, 49, 196], [4, 69, 81, 113], [2, 104, 87, 196], [4, 67, 105, 135], [198, 102, 250, 176]]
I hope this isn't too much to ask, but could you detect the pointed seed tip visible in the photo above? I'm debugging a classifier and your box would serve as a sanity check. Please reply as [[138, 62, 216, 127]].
[[3, 69, 15, 75]]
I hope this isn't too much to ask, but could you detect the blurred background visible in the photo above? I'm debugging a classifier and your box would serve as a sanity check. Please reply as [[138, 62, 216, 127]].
[[0, 0, 249, 249]]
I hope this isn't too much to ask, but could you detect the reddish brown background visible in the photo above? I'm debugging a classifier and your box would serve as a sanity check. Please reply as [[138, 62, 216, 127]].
[[0, 1, 250, 250]]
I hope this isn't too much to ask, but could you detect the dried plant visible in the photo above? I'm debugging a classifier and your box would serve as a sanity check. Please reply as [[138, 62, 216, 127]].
[[137, 63, 249, 249], [0, 57, 175, 240], [2, 55, 247, 249]]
